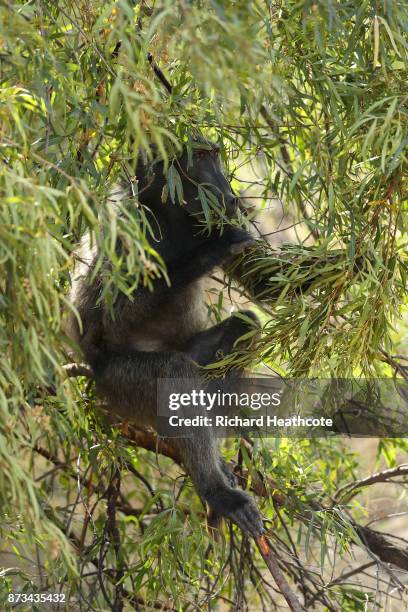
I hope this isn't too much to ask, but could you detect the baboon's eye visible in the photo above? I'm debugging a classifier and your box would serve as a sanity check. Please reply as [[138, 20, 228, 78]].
[[194, 149, 219, 160]]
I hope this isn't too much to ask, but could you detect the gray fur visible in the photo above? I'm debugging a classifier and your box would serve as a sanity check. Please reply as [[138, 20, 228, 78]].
[[67, 143, 264, 536]]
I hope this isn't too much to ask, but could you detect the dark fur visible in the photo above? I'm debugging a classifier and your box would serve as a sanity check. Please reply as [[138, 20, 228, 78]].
[[68, 141, 263, 536]]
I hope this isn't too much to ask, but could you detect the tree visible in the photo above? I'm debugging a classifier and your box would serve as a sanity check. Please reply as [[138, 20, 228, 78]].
[[0, 1, 407, 610]]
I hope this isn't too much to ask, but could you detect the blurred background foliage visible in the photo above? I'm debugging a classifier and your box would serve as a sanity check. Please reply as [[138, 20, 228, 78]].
[[0, 0, 407, 610]]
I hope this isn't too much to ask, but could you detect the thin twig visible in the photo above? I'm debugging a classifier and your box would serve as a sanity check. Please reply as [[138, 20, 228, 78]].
[[334, 464, 408, 501]]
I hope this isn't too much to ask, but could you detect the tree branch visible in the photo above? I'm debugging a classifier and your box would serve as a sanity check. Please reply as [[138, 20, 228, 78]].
[[334, 464, 408, 501], [256, 535, 305, 611]]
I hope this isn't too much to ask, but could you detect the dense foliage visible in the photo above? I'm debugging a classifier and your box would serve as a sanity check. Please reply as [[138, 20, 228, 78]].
[[0, 1, 407, 610]]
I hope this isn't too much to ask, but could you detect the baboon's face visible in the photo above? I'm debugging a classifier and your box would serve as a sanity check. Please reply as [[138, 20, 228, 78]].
[[175, 144, 238, 220], [136, 142, 239, 224]]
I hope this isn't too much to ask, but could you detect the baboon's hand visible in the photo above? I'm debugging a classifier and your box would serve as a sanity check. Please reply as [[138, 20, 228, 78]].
[[228, 239, 254, 255], [222, 227, 255, 256], [206, 486, 264, 537]]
